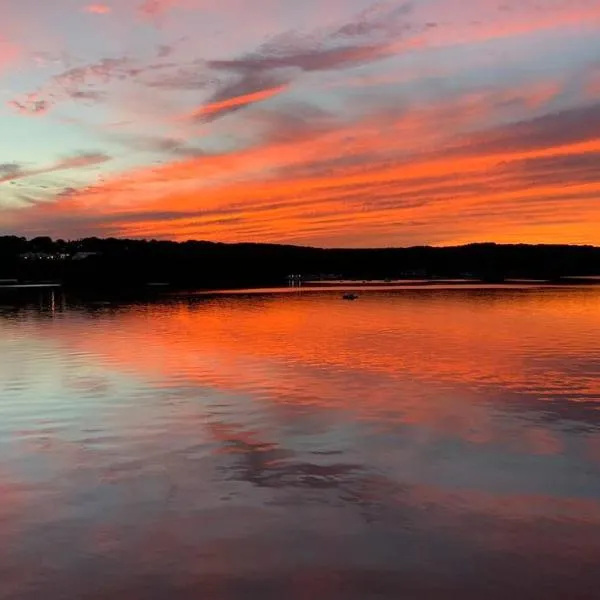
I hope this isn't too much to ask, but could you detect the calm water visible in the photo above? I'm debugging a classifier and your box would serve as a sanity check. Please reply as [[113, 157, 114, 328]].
[[1, 287, 600, 599]]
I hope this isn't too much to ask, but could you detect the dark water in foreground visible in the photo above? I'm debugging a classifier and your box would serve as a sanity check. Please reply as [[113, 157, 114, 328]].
[[1, 287, 600, 599]]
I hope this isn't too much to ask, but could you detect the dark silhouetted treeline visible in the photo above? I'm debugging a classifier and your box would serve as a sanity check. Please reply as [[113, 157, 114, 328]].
[[1, 235, 600, 290]]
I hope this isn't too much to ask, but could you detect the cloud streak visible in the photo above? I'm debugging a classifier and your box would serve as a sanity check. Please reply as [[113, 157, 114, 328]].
[[9, 84, 600, 245], [0, 153, 111, 185]]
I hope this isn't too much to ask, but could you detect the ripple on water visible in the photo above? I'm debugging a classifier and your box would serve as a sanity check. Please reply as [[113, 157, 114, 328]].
[[0, 287, 600, 599]]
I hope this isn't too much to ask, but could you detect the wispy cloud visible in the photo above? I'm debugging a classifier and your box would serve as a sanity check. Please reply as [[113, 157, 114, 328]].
[[0, 152, 111, 185], [0, 163, 23, 180], [174, 2, 422, 126], [185, 83, 288, 123], [10, 83, 600, 245], [7, 94, 50, 115], [8, 2, 421, 122]]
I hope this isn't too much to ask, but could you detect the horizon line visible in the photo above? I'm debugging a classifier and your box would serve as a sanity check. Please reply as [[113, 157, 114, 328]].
[[1, 234, 600, 252]]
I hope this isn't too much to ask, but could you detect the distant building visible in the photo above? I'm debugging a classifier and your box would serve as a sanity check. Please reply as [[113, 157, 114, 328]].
[[19, 252, 71, 261], [19, 252, 55, 260]]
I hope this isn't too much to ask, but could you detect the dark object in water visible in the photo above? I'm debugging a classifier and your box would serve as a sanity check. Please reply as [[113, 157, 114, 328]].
[[343, 293, 359, 300]]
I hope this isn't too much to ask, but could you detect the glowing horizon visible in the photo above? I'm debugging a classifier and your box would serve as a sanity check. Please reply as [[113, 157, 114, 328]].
[[1, 0, 600, 247]]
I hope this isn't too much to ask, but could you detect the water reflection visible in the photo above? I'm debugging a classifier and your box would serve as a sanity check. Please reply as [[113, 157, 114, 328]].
[[1, 287, 599, 599]]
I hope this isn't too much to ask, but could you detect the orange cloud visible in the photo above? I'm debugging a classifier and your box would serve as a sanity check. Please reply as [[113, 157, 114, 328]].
[[84, 4, 112, 14], [184, 84, 289, 122], [5, 0, 600, 246], [12, 75, 600, 246]]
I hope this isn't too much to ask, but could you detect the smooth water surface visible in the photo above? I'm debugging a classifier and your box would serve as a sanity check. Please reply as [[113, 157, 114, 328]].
[[1, 287, 600, 599]]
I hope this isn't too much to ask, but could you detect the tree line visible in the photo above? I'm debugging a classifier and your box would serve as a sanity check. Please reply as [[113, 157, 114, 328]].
[[1, 235, 599, 290]]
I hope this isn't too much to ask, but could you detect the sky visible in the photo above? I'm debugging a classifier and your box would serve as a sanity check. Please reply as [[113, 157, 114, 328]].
[[0, 0, 599, 247]]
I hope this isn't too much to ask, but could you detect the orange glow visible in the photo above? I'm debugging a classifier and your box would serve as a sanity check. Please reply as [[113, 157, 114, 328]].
[[44, 289, 600, 449], [2, 289, 600, 596], [3, 0, 600, 245], [21, 91, 600, 245]]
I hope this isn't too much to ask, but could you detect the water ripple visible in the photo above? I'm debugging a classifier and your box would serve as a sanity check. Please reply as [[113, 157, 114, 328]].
[[1, 287, 600, 599]]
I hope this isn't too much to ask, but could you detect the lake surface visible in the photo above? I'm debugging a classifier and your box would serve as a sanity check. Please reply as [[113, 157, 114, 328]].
[[1, 286, 600, 599]]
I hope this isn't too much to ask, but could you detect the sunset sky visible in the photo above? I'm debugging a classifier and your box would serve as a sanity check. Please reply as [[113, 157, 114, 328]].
[[1, 0, 599, 247]]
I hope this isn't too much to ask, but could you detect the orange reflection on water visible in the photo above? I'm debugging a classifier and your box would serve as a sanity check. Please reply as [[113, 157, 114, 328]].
[[2, 288, 600, 599], [42, 287, 600, 447]]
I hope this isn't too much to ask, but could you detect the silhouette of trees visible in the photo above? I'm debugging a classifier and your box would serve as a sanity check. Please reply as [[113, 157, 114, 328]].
[[1, 236, 599, 290]]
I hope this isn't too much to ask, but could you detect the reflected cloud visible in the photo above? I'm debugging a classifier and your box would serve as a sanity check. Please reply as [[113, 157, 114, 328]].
[[1, 290, 600, 598]]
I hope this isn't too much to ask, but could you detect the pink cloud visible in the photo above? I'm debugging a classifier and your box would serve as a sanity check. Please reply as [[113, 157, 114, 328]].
[[138, 0, 179, 20], [7, 94, 49, 116], [0, 36, 19, 72], [417, 0, 600, 49], [4, 0, 600, 247], [84, 4, 112, 15], [8, 57, 136, 114]]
